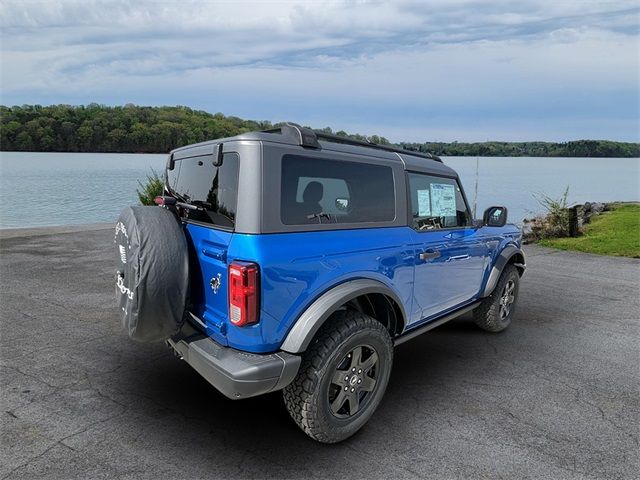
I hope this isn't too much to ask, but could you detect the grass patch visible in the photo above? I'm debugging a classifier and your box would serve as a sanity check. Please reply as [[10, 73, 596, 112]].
[[539, 203, 640, 258]]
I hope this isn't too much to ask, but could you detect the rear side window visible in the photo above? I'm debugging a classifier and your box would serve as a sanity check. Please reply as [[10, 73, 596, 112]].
[[166, 152, 239, 229], [281, 155, 395, 225]]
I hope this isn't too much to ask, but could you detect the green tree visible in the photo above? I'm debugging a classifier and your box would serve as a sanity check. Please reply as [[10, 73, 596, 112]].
[[14, 131, 34, 150], [1, 104, 638, 157]]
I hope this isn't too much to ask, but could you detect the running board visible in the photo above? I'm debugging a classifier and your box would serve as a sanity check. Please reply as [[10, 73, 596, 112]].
[[393, 301, 481, 346]]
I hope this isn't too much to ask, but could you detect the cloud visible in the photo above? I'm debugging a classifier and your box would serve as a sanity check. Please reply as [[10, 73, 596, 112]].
[[1, 0, 638, 141]]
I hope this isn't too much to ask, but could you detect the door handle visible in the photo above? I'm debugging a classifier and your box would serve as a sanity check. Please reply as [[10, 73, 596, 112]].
[[419, 250, 441, 261], [446, 254, 470, 262]]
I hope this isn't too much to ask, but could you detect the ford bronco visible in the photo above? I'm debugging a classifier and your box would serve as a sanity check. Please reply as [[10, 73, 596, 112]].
[[115, 123, 525, 443]]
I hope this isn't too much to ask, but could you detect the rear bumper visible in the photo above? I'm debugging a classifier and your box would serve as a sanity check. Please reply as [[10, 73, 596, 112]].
[[167, 323, 301, 399]]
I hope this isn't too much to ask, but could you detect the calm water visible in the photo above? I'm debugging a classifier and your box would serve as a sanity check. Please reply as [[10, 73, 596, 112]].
[[0, 152, 638, 229]]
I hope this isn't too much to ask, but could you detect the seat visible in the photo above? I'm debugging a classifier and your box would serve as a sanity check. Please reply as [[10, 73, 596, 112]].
[[300, 181, 324, 219]]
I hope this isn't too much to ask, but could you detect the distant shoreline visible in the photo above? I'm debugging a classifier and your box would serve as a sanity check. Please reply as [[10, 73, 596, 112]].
[[2, 151, 639, 159], [2, 104, 639, 158]]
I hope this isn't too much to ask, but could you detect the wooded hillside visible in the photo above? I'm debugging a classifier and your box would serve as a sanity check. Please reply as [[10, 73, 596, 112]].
[[1, 104, 638, 157]]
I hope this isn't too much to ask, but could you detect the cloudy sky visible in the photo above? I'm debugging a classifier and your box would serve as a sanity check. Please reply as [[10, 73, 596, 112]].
[[1, 0, 638, 142]]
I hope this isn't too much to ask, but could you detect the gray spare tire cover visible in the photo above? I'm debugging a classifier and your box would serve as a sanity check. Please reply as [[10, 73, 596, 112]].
[[114, 206, 188, 342]]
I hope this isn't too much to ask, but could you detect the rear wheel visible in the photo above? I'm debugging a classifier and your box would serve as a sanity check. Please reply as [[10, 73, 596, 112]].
[[473, 264, 520, 332], [283, 310, 393, 443]]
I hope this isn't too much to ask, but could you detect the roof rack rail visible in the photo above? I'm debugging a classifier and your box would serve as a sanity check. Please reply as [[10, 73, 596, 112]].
[[314, 132, 442, 163], [263, 122, 441, 162], [264, 123, 320, 149]]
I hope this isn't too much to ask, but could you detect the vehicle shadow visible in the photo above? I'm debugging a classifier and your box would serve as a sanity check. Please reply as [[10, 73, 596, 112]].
[[103, 314, 493, 476]]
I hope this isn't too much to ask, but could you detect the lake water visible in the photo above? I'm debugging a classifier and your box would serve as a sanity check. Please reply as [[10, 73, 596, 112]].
[[0, 151, 638, 229]]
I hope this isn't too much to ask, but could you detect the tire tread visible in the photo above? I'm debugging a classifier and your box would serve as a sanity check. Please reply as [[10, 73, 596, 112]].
[[283, 310, 391, 443], [473, 264, 519, 333]]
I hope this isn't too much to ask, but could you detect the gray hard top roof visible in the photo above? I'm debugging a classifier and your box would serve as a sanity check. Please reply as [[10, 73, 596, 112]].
[[171, 125, 458, 177]]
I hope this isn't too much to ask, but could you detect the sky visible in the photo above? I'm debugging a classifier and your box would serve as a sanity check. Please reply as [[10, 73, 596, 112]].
[[1, 0, 639, 143]]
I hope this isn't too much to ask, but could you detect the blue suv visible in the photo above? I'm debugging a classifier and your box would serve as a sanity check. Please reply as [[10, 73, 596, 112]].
[[115, 124, 525, 443]]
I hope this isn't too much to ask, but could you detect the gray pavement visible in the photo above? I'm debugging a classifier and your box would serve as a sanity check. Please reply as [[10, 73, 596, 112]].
[[1, 227, 638, 479]]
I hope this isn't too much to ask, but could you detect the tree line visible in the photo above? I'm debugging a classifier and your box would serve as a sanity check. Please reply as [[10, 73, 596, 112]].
[[1, 104, 638, 157], [397, 140, 640, 158]]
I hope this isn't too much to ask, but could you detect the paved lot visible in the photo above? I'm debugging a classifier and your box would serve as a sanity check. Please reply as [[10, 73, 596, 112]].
[[1, 227, 638, 479]]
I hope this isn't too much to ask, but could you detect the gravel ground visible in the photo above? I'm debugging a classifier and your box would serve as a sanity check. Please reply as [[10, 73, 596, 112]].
[[1, 226, 638, 479]]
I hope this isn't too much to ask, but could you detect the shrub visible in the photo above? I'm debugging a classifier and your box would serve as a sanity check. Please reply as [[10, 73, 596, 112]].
[[533, 186, 570, 238], [136, 169, 164, 206]]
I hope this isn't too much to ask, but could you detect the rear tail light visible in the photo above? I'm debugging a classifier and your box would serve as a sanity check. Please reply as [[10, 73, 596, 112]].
[[228, 262, 260, 327]]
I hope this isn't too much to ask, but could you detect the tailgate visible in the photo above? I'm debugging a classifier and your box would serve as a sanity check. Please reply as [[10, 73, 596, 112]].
[[184, 223, 232, 344]]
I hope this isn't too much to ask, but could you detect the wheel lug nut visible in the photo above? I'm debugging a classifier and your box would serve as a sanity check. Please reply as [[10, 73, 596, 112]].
[[344, 386, 348, 391], [358, 379, 361, 384], [358, 369, 362, 373], [351, 388, 355, 392], [345, 376, 349, 381], [352, 368, 356, 372]]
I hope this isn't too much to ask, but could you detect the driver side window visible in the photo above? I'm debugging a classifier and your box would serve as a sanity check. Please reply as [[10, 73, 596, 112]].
[[408, 173, 471, 230]]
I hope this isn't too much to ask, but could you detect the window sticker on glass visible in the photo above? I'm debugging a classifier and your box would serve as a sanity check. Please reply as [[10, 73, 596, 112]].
[[417, 189, 431, 216], [430, 183, 456, 217]]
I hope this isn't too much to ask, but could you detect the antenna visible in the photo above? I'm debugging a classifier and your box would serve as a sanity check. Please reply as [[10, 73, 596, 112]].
[[472, 156, 479, 218]]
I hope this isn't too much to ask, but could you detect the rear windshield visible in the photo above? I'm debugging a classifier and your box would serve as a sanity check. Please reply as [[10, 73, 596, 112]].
[[281, 155, 395, 225], [166, 152, 239, 229]]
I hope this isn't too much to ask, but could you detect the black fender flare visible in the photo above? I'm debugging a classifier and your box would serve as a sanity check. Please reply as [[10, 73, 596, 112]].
[[280, 279, 406, 354], [481, 245, 526, 297]]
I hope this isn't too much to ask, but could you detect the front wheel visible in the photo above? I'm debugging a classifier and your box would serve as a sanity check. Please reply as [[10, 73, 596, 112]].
[[473, 264, 520, 332], [283, 310, 393, 443]]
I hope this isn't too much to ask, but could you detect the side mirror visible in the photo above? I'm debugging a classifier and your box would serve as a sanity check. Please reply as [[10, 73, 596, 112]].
[[483, 206, 508, 227]]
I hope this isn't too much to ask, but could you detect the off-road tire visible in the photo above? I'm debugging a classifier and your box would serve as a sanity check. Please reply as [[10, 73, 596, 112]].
[[283, 310, 393, 443], [115, 205, 188, 342], [473, 264, 520, 333]]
